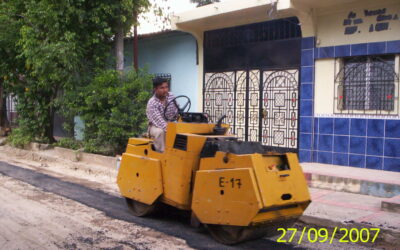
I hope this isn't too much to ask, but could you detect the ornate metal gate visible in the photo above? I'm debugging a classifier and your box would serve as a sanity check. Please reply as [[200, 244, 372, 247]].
[[204, 69, 299, 152]]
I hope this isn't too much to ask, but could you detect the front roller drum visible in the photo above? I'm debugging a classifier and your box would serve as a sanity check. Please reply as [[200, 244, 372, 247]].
[[205, 219, 297, 245], [125, 198, 156, 217]]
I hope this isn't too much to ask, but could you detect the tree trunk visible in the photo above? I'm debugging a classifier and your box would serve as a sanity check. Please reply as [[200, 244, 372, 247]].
[[0, 82, 10, 129], [133, 24, 138, 71], [115, 24, 124, 72]]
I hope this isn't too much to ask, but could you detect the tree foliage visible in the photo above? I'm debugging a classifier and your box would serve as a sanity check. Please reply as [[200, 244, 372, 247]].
[[190, 0, 220, 7], [0, 0, 151, 144]]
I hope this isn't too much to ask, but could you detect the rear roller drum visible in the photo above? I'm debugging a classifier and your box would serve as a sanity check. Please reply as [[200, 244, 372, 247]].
[[125, 198, 156, 217]]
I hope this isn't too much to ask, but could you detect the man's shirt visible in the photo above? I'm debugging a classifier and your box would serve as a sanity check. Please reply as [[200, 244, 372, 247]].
[[146, 92, 178, 131]]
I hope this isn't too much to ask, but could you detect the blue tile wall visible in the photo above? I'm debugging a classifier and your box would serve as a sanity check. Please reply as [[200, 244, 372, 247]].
[[351, 43, 368, 56], [314, 39, 400, 59], [334, 118, 349, 135], [300, 100, 313, 116], [349, 137, 366, 155], [385, 139, 400, 158], [366, 156, 383, 170], [311, 118, 400, 172], [367, 120, 384, 137], [302, 37, 315, 49], [300, 133, 312, 150], [300, 117, 312, 133], [334, 45, 350, 57], [319, 46, 334, 58], [367, 138, 384, 156], [318, 151, 333, 164], [297, 37, 400, 172], [301, 50, 314, 66], [301, 66, 313, 83], [383, 158, 400, 172], [319, 135, 333, 151], [333, 153, 349, 166], [301, 83, 313, 100], [349, 154, 365, 168], [319, 118, 333, 134], [385, 120, 400, 138], [368, 42, 386, 55], [387, 40, 400, 54], [334, 136, 349, 153], [350, 119, 367, 136]]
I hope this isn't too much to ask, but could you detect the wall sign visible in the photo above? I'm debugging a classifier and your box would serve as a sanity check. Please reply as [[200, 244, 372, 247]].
[[343, 8, 399, 35]]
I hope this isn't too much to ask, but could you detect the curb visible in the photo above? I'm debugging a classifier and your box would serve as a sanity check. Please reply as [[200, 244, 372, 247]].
[[304, 171, 400, 198]]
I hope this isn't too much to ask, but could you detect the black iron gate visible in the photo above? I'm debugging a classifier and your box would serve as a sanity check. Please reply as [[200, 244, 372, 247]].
[[203, 17, 301, 152], [204, 69, 298, 151]]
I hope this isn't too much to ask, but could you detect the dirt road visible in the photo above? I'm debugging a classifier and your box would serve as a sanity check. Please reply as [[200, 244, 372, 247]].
[[0, 145, 380, 250]]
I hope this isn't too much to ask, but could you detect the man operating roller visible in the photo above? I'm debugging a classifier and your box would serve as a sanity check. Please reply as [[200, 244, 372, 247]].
[[146, 77, 178, 152]]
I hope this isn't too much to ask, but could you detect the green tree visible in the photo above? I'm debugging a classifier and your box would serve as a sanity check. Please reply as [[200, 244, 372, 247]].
[[190, 0, 220, 7], [0, 0, 150, 143]]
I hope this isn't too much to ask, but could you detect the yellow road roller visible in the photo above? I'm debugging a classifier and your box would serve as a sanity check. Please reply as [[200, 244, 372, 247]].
[[117, 95, 311, 244]]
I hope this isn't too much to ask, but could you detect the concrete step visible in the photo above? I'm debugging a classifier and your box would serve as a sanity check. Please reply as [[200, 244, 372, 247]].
[[382, 195, 400, 214], [301, 162, 400, 198]]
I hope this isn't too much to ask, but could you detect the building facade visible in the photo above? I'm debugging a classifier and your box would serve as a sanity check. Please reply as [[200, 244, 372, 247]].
[[173, 0, 400, 172]]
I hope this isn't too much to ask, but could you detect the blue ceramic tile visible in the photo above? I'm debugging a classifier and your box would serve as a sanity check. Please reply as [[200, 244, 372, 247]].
[[319, 135, 333, 151], [334, 118, 350, 135], [384, 139, 400, 158], [314, 118, 319, 134], [368, 42, 386, 55], [385, 120, 400, 138], [367, 119, 384, 137], [366, 156, 383, 170], [334, 136, 349, 153], [387, 40, 400, 54], [333, 153, 349, 166], [335, 45, 350, 57], [319, 46, 334, 58], [302, 37, 315, 50], [300, 117, 312, 133], [301, 83, 313, 100], [301, 49, 314, 66], [349, 154, 365, 168], [314, 48, 319, 58], [383, 157, 400, 172], [300, 100, 313, 116], [367, 138, 384, 156], [313, 134, 318, 149], [318, 151, 333, 164], [319, 118, 333, 134], [312, 151, 318, 162], [350, 136, 366, 154], [301, 66, 313, 83], [300, 133, 312, 150], [299, 149, 312, 162], [351, 43, 368, 56], [350, 119, 366, 136]]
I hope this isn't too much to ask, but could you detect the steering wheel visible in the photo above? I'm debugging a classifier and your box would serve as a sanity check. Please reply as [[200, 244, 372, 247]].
[[164, 95, 191, 122]]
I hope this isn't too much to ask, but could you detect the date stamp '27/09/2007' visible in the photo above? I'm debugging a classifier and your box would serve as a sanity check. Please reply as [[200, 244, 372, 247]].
[[276, 227, 380, 245]]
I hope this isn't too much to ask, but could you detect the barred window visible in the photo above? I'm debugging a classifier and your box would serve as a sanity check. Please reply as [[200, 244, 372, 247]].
[[335, 55, 399, 115]]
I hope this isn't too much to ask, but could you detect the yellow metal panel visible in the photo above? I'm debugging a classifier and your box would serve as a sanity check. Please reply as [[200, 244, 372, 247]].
[[161, 148, 198, 209], [192, 168, 263, 226], [199, 152, 254, 171], [251, 153, 311, 208], [251, 206, 304, 224], [117, 153, 163, 205]]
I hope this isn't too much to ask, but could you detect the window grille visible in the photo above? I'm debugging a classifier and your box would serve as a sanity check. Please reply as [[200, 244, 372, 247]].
[[334, 55, 399, 115]]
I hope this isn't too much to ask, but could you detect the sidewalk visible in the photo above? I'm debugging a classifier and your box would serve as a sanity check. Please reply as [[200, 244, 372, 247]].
[[300, 162, 400, 247]]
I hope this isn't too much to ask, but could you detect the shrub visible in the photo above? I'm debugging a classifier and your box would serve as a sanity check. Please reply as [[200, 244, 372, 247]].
[[62, 68, 152, 155]]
